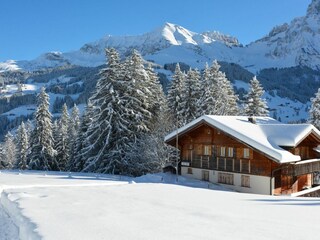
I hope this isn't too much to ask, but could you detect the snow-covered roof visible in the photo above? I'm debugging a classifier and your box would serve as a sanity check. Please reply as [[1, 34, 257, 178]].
[[165, 115, 320, 164]]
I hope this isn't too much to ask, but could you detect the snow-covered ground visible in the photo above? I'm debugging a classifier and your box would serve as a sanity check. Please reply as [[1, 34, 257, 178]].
[[0, 203, 18, 239], [0, 171, 319, 240], [0, 80, 83, 119]]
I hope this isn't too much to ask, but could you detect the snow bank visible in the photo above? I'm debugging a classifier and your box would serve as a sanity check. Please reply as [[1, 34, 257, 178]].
[[1, 190, 41, 240]]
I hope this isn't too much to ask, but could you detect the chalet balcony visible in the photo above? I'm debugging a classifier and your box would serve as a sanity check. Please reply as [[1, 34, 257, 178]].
[[281, 159, 320, 176], [181, 155, 243, 172], [187, 155, 211, 169]]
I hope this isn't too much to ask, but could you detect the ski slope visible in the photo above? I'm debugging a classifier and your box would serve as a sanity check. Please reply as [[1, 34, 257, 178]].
[[0, 171, 319, 240]]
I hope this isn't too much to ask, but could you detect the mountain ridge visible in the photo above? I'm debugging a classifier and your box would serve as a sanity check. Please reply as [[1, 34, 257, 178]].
[[1, 0, 320, 73]]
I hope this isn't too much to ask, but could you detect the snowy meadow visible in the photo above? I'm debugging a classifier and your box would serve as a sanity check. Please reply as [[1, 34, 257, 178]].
[[0, 170, 319, 240]]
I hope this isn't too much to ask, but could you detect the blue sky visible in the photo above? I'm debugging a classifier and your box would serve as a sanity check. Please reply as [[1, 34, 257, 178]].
[[0, 0, 311, 61]]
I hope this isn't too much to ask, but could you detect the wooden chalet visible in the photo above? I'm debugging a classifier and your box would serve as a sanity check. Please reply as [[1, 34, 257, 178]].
[[165, 115, 320, 196]]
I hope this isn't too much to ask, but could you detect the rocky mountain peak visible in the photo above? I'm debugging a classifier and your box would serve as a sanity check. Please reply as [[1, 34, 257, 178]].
[[307, 0, 320, 15]]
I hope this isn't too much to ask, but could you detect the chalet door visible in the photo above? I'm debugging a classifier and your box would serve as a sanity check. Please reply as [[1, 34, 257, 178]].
[[202, 170, 209, 181]]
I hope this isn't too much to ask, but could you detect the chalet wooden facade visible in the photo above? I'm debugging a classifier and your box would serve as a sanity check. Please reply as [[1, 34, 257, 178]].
[[165, 116, 320, 195]]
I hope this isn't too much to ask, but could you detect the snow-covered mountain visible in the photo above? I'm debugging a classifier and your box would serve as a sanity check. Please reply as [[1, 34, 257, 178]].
[[0, 0, 319, 74], [240, 0, 320, 72], [4, 22, 241, 71], [1, 1, 320, 73]]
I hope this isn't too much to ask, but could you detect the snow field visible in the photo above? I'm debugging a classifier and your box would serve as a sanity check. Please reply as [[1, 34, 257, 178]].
[[0, 171, 319, 240], [0, 199, 19, 240]]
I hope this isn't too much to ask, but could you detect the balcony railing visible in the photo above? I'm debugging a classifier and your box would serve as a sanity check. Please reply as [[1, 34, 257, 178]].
[[182, 155, 251, 174], [191, 155, 211, 169]]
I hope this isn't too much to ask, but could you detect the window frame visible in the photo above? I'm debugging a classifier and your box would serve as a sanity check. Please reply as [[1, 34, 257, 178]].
[[243, 148, 250, 159], [203, 145, 211, 156], [220, 146, 226, 157], [228, 147, 234, 157]]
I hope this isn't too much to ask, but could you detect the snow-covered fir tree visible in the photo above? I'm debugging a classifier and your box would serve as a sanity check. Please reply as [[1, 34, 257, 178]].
[[2, 132, 17, 169], [25, 119, 33, 139], [198, 63, 210, 116], [71, 100, 94, 172], [69, 104, 80, 140], [0, 143, 5, 169], [244, 76, 269, 116], [55, 103, 70, 171], [199, 61, 220, 115], [197, 61, 239, 116], [82, 48, 166, 176], [15, 122, 29, 170], [29, 87, 57, 171], [145, 63, 166, 125], [220, 73, 239, 115], [82, 48, 134, 174], [181, 68, 202, 124], [67, 104, 80, 170], [123, 50, 153, 133], [309, 88, 320, 129], [125, 66, 173, 176], [167, 63, 186, 127]]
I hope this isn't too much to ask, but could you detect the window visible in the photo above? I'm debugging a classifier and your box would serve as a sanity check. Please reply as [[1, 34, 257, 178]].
[[218, 158, 225, 170], [243, 148, 250, 158], [204, 145, 211, 155], [218, 172, 234, 185], [187, 168, 193, 174], [196, 145, 202, 155], [226, 158, 233, 172], [241, 175, 250, 188], [220, 146, 226, 157], [210, 157, 217, 169], [241, 159, 250, 173], [228, 147, 234, 157], [234, 159, 240, 172]]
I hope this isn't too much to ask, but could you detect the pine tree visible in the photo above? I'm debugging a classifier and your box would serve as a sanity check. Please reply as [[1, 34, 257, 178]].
[[219, 73, 239, 115], [167, 63, 186, 127], [15, 122, 29, 170], [72, 100, 94, 171], [198, 63, 210, 116], [145, 63, 166, 125], [244, 76, 269, 116], [82, 48, 168, 175], [309, 88, 320, 129], [70, 104, 80, 137], [25, 119, 33, 139], [67, 104, 80, 170], [124, 63, 171, 176], [29, 87, 57, 171], [124, 92, 175, 176], [123, 50, 152, 134], [82, 48, 134, 174], [181, 68, 202, 123], [198, 61, 239, 116], [0, 143, 5, 169], [55, 103, 70, 171], [3, 132, 17, 169]]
